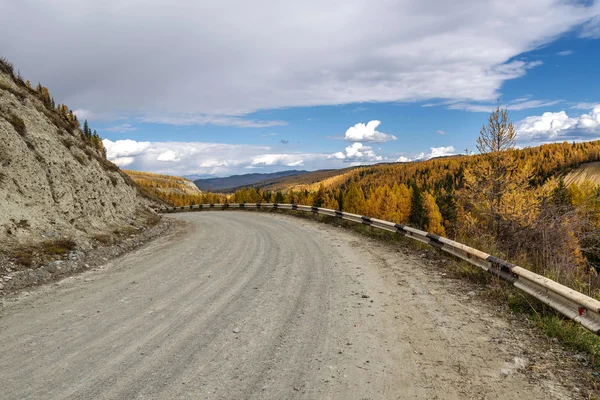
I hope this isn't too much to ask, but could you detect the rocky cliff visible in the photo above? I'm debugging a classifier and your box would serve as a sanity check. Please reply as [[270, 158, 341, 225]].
[[0, 60, 159, 251]]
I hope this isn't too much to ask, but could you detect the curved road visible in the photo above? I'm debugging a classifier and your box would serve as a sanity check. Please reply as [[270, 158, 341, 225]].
[[0, 212, 576, 399]]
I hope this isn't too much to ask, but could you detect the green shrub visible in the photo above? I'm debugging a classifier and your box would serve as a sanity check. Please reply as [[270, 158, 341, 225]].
[[43, 238, 76, 255], [534, 315, 600, 370]]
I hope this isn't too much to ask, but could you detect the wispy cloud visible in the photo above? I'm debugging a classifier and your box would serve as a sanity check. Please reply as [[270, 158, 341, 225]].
[[260, 133, 279, 137], [140, 114, 287, 128], [556, 50, 573, 56], [105, 123, 137, 133], [581, 14, 600, 38], [571, 102, 600, 110], [436, 130, 446, 135], [448, 98, 562, 113]]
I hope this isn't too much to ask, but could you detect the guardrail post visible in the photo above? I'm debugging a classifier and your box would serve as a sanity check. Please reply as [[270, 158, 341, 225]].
[[154, 201, 600, 335]]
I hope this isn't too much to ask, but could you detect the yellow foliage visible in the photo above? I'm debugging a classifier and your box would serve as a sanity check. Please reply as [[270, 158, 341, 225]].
[[423, 191, 446, 236]]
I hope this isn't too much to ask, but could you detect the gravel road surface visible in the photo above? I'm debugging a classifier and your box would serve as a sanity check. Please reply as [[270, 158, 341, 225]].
[[0, 211, 579, 399]]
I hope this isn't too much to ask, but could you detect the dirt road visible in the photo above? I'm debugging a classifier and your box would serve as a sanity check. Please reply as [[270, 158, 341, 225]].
[[0, 212, 580, 399]]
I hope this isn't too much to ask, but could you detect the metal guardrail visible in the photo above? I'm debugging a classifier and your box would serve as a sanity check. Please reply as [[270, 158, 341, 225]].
[[158, 202, 600, 335]]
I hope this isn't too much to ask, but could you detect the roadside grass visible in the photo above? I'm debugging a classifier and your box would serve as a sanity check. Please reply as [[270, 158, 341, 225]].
[[535, 314, 600, 369], [92, 211, 160, 248], [533, 315, 600, 370], [42, 238, 76, 255], [296, 209, 600, 372], [93, 233, 114, 245], [181, 206, 600, 372], [12, 249, 33, 267], [7, 238, 77, 269], [113, 226, 138, 236]]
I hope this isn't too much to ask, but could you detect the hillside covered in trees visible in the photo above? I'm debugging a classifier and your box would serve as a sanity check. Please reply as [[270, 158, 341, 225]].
[[127, 170, 225, 207], [150, 107, 600, 300], [124, 170, 205, 205]]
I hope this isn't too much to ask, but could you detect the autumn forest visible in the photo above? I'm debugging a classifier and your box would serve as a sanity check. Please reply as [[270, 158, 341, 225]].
[[143, 108, 600, 300], [6, 54, 596, 302]]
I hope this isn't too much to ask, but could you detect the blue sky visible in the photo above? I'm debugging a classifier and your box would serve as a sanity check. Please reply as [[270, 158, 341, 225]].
[[1, 1, 599, 177]]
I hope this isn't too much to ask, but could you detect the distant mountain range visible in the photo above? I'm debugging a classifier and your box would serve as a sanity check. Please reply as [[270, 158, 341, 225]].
[[191, 156, 465, 193], [193, 170, 307, 192]]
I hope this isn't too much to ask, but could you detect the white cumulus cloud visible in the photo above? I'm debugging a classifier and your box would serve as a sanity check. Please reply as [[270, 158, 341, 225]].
[[344, 120, 396, 143], [103, 139, 152, 167], [395, 146, 455, 162], [250, 154, 305, 167], [103, 139, 152, 158], [157, 150, 180, 162], [101, 139, 334, 176], [517, 106, 600, 143], [427, 146, 456, 159], [328, 143, 382, 163]]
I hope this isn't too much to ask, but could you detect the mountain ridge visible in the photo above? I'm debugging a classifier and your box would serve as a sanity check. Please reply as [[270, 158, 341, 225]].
[[194, 170, 307, 192]]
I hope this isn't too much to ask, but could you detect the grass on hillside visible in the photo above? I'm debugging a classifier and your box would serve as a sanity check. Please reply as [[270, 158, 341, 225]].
[[123, 170, 201, 198], [123, 170, 194, 182], [245, 166, 357, 192], [8, 238, 77, 268]]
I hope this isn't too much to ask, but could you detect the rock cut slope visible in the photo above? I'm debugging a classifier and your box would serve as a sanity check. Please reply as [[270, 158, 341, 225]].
[[563, 161, 600, 187], [0, 59, 158, 250]]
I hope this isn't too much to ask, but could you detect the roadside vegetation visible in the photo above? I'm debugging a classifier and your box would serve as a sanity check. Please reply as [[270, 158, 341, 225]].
[[7, 238, 77, 268], [259, 208, 600, 377], [158, 106, 600, 372], [161, 111, 600, 301]]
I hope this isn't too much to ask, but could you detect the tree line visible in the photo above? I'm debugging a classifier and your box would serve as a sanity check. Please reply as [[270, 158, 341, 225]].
[[156, 107, 600, 298]]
